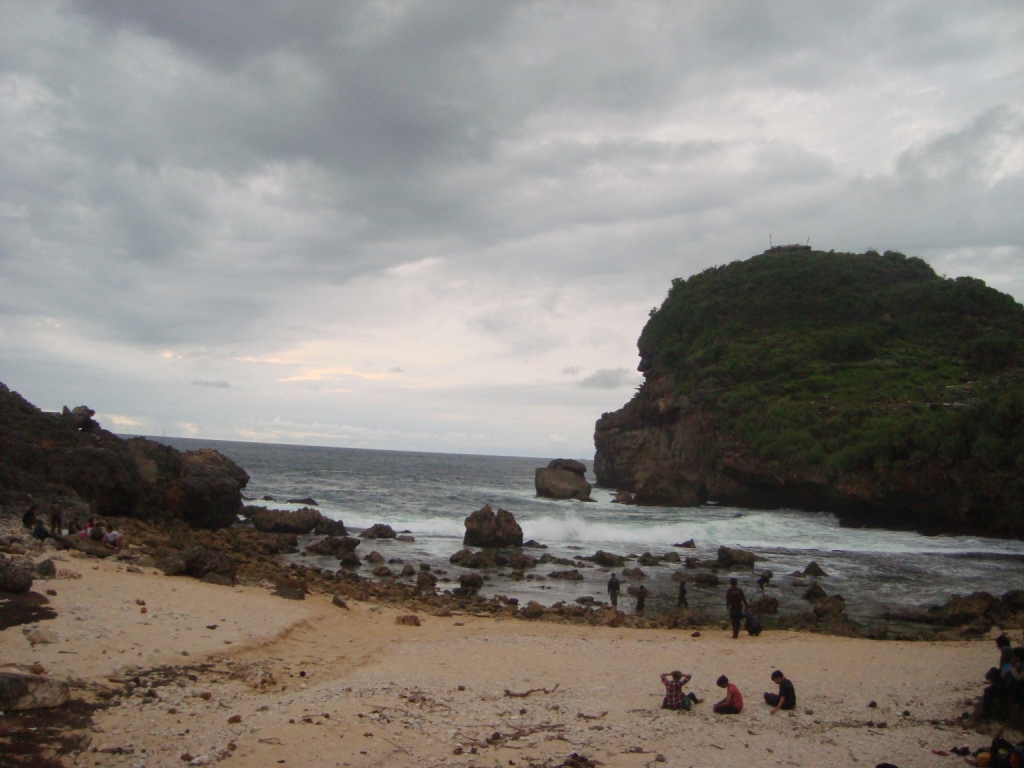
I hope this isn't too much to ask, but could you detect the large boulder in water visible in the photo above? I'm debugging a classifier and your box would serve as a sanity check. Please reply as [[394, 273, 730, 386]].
[[535, 460, 593, 501], [360, 523, 397, 539], [462, 505, 523, 548], [305, 536, 360, 556], [716, 546, 758, 569]]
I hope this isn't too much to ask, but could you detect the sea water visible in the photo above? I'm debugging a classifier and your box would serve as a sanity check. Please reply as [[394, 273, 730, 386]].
[[155, 437, 1024, 624]]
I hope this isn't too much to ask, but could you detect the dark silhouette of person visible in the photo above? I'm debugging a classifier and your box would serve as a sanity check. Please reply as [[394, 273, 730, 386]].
[[607, 573, 620, 609], [677, 579, 688, 608], [635, 584, 648, 616], [725, 578, 750, 639]]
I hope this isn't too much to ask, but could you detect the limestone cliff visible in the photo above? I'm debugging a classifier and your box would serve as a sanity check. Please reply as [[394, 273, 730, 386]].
[[594, 247, 1024, 538]]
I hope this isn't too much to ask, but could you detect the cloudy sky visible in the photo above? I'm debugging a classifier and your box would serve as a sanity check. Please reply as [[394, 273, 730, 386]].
[[1, 2, 1021, 458]]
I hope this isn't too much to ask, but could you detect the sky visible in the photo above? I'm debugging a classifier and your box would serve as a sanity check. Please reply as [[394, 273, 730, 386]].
[[1, 1, 1022, 459]]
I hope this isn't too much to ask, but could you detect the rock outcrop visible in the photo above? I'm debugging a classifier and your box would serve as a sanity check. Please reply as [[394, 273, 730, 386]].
[[593, 249, 1024, 539], [535, 460, 593, 501], [0, 383, 248, 529], [246, 507, 322, 534], [462, 505, 523, 548], [0, 672, 69, 710]]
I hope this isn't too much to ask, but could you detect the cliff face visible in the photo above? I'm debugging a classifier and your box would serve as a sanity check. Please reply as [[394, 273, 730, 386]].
[[0, 383, 248, 529], [594, 248, 1024, 539]]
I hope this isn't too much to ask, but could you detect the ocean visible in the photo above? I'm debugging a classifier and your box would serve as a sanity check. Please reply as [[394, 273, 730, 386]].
[[155, 437, 1024, 625]]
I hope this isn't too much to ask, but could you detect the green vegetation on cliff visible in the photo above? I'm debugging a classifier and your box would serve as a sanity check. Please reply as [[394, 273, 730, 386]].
[[639, 247, 1024, 478]]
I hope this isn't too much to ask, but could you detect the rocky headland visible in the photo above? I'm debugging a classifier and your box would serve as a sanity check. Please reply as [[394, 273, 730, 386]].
[[594, 248, 1024, 538]]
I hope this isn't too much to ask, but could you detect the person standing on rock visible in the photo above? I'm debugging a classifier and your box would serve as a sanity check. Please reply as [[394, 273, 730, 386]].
[[607, 573, 621, 609], [635, 584, 648, 616], [677, 578, 689, 609], [49, 506, 63, 536], [725, 578, 750, 639]]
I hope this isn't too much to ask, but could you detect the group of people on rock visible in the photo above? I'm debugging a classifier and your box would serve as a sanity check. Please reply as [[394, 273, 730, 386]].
[[606, 573, 763, 636], [21, 503, 123, 550], [659, 669, 796, 716]]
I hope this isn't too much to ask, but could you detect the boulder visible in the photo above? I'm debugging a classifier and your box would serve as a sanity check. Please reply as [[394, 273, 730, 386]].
[[0, 557, 34, 593], [622, 567, 646, 580], [416, 571, 438, 591], [287, 497, 318, 506], [750, 596, 779, 614], [662, 552, 681, 563], [802, 583, 828, 602], [694, 573, 720, 587], [611, 491, 635, 504], [35, 558, 56, 578], [463, 505, 523, 548], [637, 552, 662, 566], [338, 552, 361, 569], [590, 550, 625, 568], [395, 614, 421, 626], [674, 539, 696, 549], [458, 573, 484, 593], [159, 546, 236, 582], [247, 507, 321, 534], [943, 592, 1000, 626], [522, 601, 545, 619], [548, 459, 587, 475], [549, 569, 583, 580], [360, 524, 397, 539], [802, 561, 828, 578], [304, 537, 360, 556], [365, 551, 385, 564], [535, 463, 593, 501], [313, 518, 347, 536], [716, 546, 758, 569], [372, 565, 393, 578], [0, 672, 69, 710]]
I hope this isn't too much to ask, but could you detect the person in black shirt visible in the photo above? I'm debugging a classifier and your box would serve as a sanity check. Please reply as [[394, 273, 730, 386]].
[[635, 584, 648, 616], [763, 670, 796, 713], [677, 578, 688, 608], [607, 574, 620, 609], [725, 578, 750, 639]]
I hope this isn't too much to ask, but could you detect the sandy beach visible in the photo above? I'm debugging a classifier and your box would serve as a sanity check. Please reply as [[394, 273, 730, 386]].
[[4, 543, 1018, 768]]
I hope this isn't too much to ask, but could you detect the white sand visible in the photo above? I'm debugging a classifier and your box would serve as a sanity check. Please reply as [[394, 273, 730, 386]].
[[3, 549, 1018, 768]]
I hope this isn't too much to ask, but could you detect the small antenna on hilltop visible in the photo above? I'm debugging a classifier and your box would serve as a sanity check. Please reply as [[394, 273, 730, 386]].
[[806, 237, 811, 246], [769, 233, 773, 248]]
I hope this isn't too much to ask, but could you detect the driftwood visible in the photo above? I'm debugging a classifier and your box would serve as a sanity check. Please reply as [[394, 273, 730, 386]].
[[503, 683, 560, 697], [576, 710, 607, 720]]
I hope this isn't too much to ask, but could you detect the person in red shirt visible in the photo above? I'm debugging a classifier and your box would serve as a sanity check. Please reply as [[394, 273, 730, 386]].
[[713, 675, 743, 714]]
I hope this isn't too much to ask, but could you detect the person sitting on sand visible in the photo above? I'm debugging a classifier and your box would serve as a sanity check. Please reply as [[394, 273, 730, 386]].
[[763, 670, 795, 714], [996, 634, 1013, 668], [725, 578, 750, 639], [660, 670, 699, 711], [32, 517, 49, 540], [22, 503, 38, 529], [713, 675, 743, 714], [103, 529, 123, 550], [67, 518, 80, 536], [607, 573, 620, 609], [635, 584, 648, 616], [89, 522, 106, 542]]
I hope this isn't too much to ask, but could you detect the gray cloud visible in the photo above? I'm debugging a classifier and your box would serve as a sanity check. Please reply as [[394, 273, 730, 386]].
[[580, 369, 640, 390], [192, 381, 231, 389], [0, 1, 1021, 455]]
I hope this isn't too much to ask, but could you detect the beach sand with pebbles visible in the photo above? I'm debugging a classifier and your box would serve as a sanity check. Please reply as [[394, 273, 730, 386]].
[[3, 547, 1020, 768]]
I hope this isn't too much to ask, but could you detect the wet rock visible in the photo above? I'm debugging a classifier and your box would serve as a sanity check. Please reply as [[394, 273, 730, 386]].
[[338, 552, 361, 569], [535, 460, 593, 501], [360, 524, 397, 539], [286, 497, 318, 506], [313, 517, 347, 536], [416, 571, 438, 591], [522, 601, 545, 619], [802, 561, 828, 578], [34, 558, 56, 578], [449, 549, 494, 568], [590, 550, 625, 567], [611, 491, 635, 504], [397, 534, 415, 542], [401, 564, 416, 577], [463, 505, 523, 548], [0, 557, 34, 593], [0, 672, 69, 710], [372, 565, 393, 578], [621, 567, 646, 580], [458, 573, 484, 594], [159, 546, 236, 582], [271, 578, 307, 600], [693, 573, 720, 587], [549, 569, 583, 580], [365, 551, 385, 564], [803, 583, 828, 602], [675, 539, 696, 548], [943, 592, 1000, 626], [247, 507, 321, 534], [523, 539, 547, 549], [662, 551, 681, 563], [304, 536, 360, 556], [717, 546, 758, 568], [637, 553, 662, 566], [750, 596, 779, 614]]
